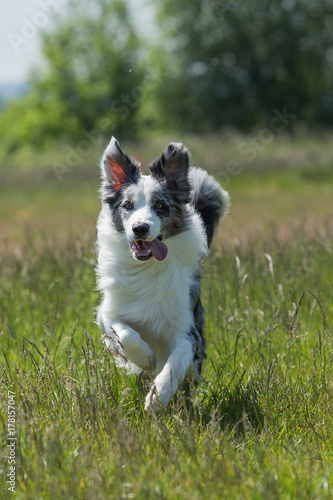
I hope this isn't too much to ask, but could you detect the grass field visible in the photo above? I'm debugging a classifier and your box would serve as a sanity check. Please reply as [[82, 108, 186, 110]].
[[1, 134, 333, 498]]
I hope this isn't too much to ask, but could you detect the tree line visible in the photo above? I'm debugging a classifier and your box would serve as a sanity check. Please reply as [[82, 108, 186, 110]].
[[1, 0, 333, 155]]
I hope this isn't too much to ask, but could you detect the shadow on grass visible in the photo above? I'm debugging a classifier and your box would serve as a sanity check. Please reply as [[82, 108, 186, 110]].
[[199, 377, 265, 435]]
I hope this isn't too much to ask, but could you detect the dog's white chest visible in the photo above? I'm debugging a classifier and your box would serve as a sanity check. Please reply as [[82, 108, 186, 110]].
[[106, 257, 194, 335]]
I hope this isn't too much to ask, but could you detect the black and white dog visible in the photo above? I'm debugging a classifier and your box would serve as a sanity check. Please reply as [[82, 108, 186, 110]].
[[96, 137, 229, 411]]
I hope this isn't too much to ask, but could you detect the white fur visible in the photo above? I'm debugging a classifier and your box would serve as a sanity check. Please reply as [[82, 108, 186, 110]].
[[96, 197, 207, 411]]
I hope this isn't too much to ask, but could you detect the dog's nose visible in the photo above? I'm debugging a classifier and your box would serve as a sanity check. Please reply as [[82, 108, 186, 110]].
[[132, 223, 150, 239]]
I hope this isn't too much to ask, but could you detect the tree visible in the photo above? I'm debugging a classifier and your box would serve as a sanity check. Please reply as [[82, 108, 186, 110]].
[[152, 0, 333, 132], [0, 0, 144, 154]]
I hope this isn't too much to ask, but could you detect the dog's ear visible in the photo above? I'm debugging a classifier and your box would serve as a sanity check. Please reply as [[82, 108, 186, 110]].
[[149, 142, 190, 200], [101, 136, 140, 191]]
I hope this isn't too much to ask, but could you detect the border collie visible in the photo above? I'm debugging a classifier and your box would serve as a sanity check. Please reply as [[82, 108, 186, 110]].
[[96, 137, 229, 411]]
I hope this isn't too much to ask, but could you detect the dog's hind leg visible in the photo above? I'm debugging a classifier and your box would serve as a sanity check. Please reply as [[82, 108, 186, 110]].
[[191, 299, 206, 382]]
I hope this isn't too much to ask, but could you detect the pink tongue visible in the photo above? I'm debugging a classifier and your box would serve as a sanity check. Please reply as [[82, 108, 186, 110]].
[[144, 238, 168, 261]]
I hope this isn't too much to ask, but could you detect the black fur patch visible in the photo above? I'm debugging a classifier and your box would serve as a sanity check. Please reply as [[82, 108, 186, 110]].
[[187, 270, 206, 380], [186, 323, 205, 381], [192, 197, 222, 247], [103, 190, 125, 232], [188, 168, 229, 247], [149, 142, 191, 204], [101, 139, 141, 211], [149, 186, 192, 239], [104, 139, 141, 192], [150, 194, 171, 218]]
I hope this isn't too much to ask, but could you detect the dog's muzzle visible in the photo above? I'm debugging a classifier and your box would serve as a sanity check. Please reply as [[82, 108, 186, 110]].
[[132, 222, 150, 239], [129, 235, 168, 262]]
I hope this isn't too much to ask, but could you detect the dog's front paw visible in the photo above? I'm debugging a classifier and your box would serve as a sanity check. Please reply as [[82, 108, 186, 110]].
[[118, 329, 156, 371], [125, 345, 156, 372], [144, 370, 176, 413], [144, 386, 163, 413]]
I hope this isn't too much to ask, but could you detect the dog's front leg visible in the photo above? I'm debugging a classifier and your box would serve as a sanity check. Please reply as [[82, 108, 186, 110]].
[[144, 336, 193, 412], [107, 322, 156, 371]]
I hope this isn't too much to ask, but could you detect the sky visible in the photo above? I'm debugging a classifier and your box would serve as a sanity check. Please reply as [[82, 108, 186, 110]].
[[0, 0, 64, 85], [0, 0, 155, 86]]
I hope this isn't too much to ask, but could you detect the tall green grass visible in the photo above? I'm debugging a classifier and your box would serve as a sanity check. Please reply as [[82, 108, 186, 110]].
[[0, 227, 332, 499]]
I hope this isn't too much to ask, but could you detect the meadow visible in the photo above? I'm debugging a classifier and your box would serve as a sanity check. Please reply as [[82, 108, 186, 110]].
[[0, 134, 333, 499]]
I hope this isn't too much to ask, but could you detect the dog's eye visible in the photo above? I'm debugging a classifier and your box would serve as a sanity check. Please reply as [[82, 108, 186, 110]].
[[122, 201, 133, 211], [155, 202, 164, 210]]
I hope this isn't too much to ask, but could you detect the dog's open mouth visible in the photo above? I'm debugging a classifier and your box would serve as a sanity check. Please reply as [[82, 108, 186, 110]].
[[130, 236, 168, 261]]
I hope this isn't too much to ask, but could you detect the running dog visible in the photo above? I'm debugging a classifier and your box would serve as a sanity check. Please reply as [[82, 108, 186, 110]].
[[96, 137, 229, 411]]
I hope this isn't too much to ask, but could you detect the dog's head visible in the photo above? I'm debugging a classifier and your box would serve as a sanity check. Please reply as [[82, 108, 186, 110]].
[[100, 137, 191, 262]]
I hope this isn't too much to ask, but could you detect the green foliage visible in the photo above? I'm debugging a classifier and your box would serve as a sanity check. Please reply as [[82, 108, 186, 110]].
[[153, 0, 333, 131], [38, 0, 144, 138], [0, 0, 143, 155], [0, 89, 76, 155], [1, 0, 333, 157]]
